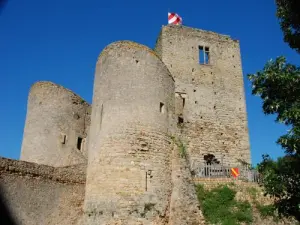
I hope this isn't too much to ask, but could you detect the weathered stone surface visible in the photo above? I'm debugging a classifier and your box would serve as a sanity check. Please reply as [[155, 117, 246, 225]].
[[82, 41, 175, 224], [21, 81, 91, 167], [155, 25, 251, 167], [0, 157, 86, 225], [169, 142, 205, 225], [3, 24, 254, 224]]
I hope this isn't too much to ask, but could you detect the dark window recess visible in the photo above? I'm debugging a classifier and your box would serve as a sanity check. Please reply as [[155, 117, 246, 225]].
[[204, 154, 220, 165], [182, 98, 185, 108], [160, 102, 165, 113], [199, 46, 210, 64], [77, 137, 83, 150], [178, 116, 184, 124], [62, 135, 66, 144], [99, 104, 104, 130]]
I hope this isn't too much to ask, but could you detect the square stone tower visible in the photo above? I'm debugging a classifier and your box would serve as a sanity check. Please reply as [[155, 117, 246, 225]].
[[155, 25, 251, 168]]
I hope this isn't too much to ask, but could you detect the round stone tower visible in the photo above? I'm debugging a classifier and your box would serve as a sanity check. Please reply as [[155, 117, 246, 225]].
[[21, 81, 91, 167], [83, 41, 175, 224]]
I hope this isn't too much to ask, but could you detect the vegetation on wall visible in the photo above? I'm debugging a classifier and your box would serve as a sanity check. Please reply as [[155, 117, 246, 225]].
[[170, 135, 187, 159], [195, 184, 253, 225]]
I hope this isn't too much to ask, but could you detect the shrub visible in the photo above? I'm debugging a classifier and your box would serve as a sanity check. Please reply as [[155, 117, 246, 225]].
[[256, 204, 276, 218], [195, 184, 253, 225]]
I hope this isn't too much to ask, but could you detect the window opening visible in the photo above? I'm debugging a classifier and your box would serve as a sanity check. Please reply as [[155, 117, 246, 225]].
[[77, 137, 83, 150], [203, 154, 220, 165], [61, 135, 66, 144], [160, 102, 165, 113], [100, 104, 104, 130], [199, 45, 210, 64], [178, 116, 184, 124]]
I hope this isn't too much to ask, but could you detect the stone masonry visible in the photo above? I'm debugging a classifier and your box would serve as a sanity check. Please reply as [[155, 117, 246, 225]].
[[21, 81, 91, 167], [0, 24, 251, 225], [82, 41, 175, 224], [155, 25, 251, 168]]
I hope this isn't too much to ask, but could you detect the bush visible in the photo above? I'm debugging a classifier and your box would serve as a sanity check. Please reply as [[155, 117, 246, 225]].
[[195, 184, 253, 225], [256, 204, 276, 218]]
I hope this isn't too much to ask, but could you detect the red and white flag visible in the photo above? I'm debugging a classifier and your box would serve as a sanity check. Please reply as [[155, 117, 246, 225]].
[[168, 12, 182, 25]]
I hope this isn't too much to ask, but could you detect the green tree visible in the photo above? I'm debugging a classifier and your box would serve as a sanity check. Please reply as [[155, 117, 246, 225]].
[[256, 154, 300, 220], [248, 47, 300, 221], [248, 2, 300, 220], [276, 0, 300, 53]]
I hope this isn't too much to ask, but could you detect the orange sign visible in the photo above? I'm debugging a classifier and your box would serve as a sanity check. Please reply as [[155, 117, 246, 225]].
[[231, 168, 239, 178]]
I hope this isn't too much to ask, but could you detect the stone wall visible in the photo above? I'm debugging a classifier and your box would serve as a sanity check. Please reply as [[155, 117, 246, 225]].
[[0, 157, 86, 225], [21, 81, 91, 167], [169, 139, 205, 225], [155, 25, 251, 167], [83, 41, 175, 224]]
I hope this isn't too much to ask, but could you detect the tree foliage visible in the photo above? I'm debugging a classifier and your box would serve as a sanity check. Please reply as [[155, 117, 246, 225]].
[[276, 0, 300, 53], [249, 57, 300, 155], [248, 57, 300, 220], [257, 154, 300, 220]]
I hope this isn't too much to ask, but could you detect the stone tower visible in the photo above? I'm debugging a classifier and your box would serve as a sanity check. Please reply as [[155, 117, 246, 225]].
[[155, 25, 251, 168], [82, 41, 175, 224], [21, 81, 91, 167], [10, 24, 252, 225]]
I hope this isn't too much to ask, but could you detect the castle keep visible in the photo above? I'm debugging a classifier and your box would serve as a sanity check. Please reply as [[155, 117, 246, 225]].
[[0, 25, 251, 225]]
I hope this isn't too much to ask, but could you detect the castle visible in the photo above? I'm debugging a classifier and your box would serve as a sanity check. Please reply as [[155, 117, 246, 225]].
[[0, 25, 251, 225]]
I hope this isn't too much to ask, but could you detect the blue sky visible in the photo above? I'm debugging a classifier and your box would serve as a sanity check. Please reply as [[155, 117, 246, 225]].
[[0, 0, 298, 165]]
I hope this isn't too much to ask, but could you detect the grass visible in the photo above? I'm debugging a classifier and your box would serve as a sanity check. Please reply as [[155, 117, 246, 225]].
[[256, 204, 276, 218], [177, 139, 187, 159], [170, 135, 187, 159], [245, 187, 278, 220], [195, 184, 253, 225], [246, 186, 258, 200]]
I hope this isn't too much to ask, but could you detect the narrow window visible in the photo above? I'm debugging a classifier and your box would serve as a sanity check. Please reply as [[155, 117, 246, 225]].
[[160, 102, 165, 113], [62, 135, 66, 144], [199, 46, 204, 64], [205, 47, 210, 64], [77, 137, 83, 150], [199, 45, 210, 64], [100, 104, 103, 130], [178, 116, 184, 124], [60, 134, 66, 144]]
